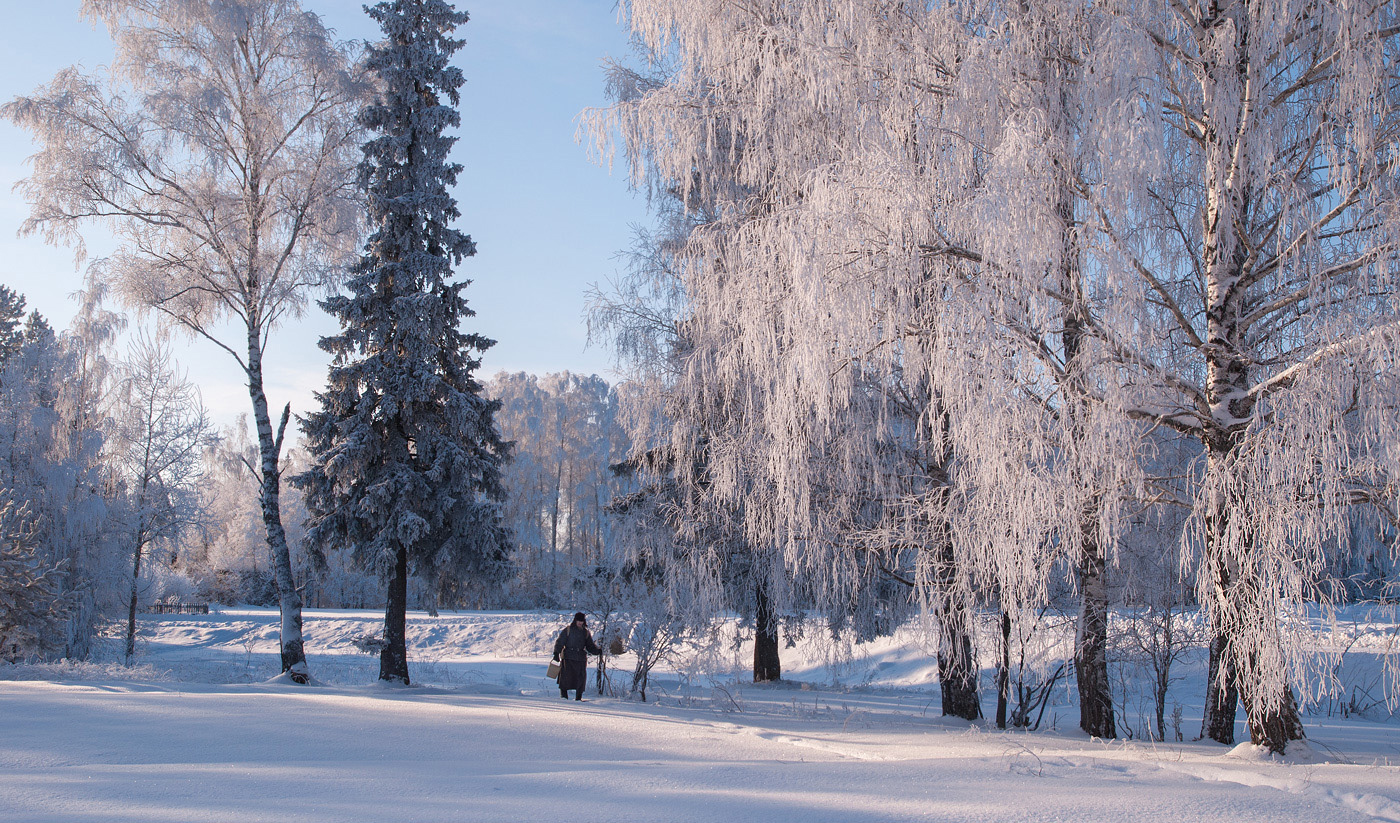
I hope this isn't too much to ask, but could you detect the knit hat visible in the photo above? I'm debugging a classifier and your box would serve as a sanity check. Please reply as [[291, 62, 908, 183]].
[[573, 612, 587, 624]]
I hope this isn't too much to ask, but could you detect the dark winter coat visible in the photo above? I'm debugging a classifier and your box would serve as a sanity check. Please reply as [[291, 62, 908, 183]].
[[553, 624, 602, 692]]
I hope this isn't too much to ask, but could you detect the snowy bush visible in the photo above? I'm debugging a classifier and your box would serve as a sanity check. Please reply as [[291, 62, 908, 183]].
[[140, 563, 201, 606]]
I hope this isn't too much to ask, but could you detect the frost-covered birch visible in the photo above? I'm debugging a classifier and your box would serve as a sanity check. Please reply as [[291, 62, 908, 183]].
[[112, 332, 211, 663], [1065, 0, 1400, 751], [4, 0, 365, 680], [600, 0, 1400, 752], [591, 0, 1069, 720]]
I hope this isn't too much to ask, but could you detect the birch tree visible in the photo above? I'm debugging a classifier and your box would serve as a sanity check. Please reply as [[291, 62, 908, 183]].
[[591, 0, 1019, 718], [112, 332, 211, 663], [4, 0, 365, 680], [1061, 0, 1400, 751], [588, 121, 810, 684], [488, 371, 632, 601]]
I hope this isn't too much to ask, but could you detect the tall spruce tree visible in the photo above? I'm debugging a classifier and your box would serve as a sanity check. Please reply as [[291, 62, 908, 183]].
[[295, 0, 509, 684]]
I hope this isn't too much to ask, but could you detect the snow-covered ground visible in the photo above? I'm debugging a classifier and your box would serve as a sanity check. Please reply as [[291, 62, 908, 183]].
[[2, 608, 1399, 822]]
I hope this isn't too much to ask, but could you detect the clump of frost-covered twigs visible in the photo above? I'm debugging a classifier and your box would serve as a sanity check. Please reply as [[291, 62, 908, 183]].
[[351, 633, 390, 655], [0, 659, 173, 682]]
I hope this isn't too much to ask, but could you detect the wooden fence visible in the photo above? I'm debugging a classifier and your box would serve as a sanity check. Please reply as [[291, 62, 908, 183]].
[[146, 603, 209, 615]]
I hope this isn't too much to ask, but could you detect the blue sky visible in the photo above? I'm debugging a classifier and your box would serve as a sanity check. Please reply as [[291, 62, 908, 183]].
[[0, 0, 649, 426]]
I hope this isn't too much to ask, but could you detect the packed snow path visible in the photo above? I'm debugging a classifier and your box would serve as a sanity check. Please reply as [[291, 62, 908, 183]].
[[1, 609, 1398, 822]]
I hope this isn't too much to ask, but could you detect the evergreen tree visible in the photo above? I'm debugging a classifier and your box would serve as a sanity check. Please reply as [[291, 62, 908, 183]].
[[0, 495, 70, 662], [294, 0, 509, 685], [0, 286, 27, 365], [0, 285, 122, 661]]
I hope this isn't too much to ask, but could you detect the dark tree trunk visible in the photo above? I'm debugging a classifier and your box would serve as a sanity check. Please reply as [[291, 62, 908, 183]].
[[595, 640, 608, 695], [1201, 482, 1306, 752], [753, 578, 781, 683], [1059, 183, 1115, 740], [934, 535, 980, 720], [1245, 681, 1305, 753], [125, 529, 146, 664], [1075, 526, 1115, 739], [1202, 633, 1238, 744], [996, 610, 1011, 730], [380, 543, 410, 685], [1153, 614, 1174, 741], [939, 623, 980, 721]]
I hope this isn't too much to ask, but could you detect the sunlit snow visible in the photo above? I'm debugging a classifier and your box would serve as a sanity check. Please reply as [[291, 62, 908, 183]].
[[2, 608, 1398, 823]]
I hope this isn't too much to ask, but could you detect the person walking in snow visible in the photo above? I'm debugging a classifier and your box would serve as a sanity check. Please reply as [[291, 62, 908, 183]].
[[553, 611, 602, 701]]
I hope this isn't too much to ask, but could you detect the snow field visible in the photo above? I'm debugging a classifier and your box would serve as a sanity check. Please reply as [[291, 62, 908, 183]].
[[0, 608, 1397, 822]]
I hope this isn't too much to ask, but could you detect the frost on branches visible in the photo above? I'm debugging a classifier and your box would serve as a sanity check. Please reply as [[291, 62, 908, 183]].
[[592, 0, 1400, 752], [0, 283, 125, 661], [111, 333, 212, 664], [4, 0, 366, 682], [487, 372, 633, 606], [0, 496, 70, 662], [294, 0, 509, 686]]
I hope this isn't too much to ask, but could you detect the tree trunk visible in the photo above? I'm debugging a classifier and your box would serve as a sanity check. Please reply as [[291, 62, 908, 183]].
[[934, 535, 980, 720], [1235, 564, 1305, 751], [565, 461, 576, 569], [595, 628, 609, 695], [1202, 614, 1238, 745], [126, 427, 154, 666], [550, 459, 562, 583], [1058, 180, 1115, 740], [938, 613, 980, 721], [753, 577, 781, 682], [996, 609, 1011, 730], [1244, 679, 1305, 752], [380, 543, 410, 684], [1074, 529, 1115, 738], [1198, 346, 1304, 751], [248, 329, 308, 682], [1192, 9, 1303, 755], [1154, 612, 1173, 741], [1202, 490, 1305, 752], [125, 530, 146, 664]]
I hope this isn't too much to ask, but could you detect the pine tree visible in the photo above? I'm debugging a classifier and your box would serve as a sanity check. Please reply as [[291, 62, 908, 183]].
[[0, 495, 71, 663], [294, 0, 509, 685], [0, 286, 27, 365]]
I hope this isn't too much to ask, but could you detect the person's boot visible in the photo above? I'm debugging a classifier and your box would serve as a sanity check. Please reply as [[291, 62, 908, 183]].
[[575, 691, 583, 701], [560, 690, 568, 699]]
